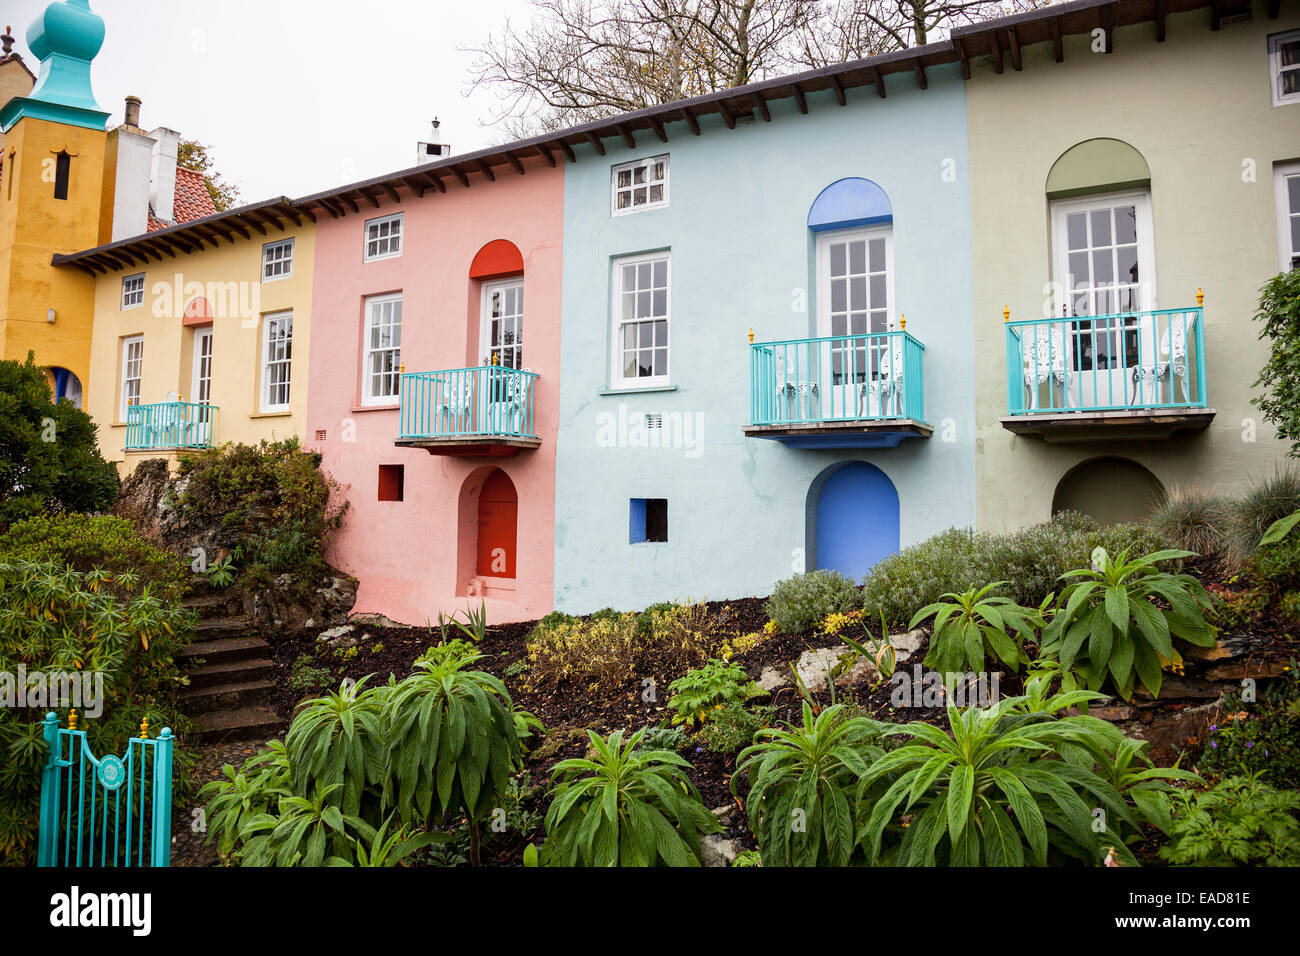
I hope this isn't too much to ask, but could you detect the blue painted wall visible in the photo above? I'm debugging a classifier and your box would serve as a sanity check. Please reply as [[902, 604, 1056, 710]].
[[555, 65, 977, 613]]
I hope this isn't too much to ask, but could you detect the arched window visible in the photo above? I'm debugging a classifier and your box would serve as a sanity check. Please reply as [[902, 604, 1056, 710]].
[[470, 240, 525, 369]]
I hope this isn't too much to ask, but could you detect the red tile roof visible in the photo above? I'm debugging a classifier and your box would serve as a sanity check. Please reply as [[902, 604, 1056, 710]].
[[147, 166, 217, 231]]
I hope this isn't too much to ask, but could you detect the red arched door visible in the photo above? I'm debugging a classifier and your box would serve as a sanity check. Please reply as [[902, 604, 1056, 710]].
[[477, 469, 518, 578]]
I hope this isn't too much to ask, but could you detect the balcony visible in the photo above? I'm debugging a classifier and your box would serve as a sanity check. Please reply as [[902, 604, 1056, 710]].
[[395, 365, 541, 456], [1002, 303, 1215, 442], [744, 330, 930, 449], [124, 402, 217, 451]]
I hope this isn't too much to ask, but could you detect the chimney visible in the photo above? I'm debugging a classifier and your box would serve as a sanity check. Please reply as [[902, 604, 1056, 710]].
[[416, 117, 451, 166], [104, 97, 159, 241], [123, 95, 142, 130], [148, 125, 180, 224]]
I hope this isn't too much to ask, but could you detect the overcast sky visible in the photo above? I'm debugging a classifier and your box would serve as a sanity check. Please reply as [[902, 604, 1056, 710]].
[[6, 0, 535, 201]]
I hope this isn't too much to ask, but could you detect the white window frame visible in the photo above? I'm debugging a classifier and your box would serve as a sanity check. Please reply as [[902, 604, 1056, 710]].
[[121, 273, 145, 310], [1049, 190, 1157, 318], [260, 311, 293, 413], [480, 279, 524, 369], [611, 155, 669, 216], [815, 226, 895, 393], [1269, 29, 1300, 107], [1276, 162, 1300, 272], [610, 252, 670, 389], [191, 327, 213, 404], [119, 335, 143, 421], [262, 237, 295, 281], [364, 212, 404, 262], [362, 293, 403, 406]]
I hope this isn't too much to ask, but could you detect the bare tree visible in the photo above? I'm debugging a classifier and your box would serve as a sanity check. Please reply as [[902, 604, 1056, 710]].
[[467, 0, 1058, 135]]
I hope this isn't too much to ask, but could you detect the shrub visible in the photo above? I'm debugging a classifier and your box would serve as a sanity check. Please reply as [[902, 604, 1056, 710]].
[[694, 701, 777, 754], [636, 724, 691, 753], [735, 703, 887, 867], [288, 653, 333, 693], [1150, 484, 1229, 557], [861, 528, 981, 626], [667, 658, 761, 727], [1222, 467, 1300, 571], [1248, 534, 1300, 599], [1196, 674, 1300, 788], [0, 560, 195, 864], [765, 569, 860, 634], [1250, 268, 1300, 455], [1040, 548, 1217, 700], [1159, 774, 1300, 866], [540, 727, 721, 866], [910, 583, 1042, 680], [0, 354, 119, 529], [860, 693, 1140, 866], [0, 513, 187, 602]]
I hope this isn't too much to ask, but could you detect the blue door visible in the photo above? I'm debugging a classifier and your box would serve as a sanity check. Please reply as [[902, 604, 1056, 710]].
[[815, 462, 899, 579]]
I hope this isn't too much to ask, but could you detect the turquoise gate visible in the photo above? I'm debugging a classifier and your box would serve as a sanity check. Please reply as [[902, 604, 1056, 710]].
[[37, 711, 174, 868]]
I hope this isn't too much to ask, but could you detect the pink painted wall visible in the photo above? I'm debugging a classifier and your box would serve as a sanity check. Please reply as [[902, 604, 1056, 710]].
[[307, 157, 563, 625]]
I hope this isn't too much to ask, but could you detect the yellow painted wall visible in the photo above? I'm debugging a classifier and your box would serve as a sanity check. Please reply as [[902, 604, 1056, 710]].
[[0, 116, 103, 390], [966, 5, 1300, 529], [84, 223, 316, 472]]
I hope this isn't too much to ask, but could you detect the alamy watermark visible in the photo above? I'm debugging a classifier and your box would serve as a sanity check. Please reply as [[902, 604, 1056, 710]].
[[0, 665, 104, 718]]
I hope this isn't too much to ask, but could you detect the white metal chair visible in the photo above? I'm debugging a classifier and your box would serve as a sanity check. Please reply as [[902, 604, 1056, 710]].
[[775, 354, 818, 421], [437, 376, 475, 432], [1022, 322, 1071, 410], [861, 338, 905, 417], [1132, 312, 1194, 405]]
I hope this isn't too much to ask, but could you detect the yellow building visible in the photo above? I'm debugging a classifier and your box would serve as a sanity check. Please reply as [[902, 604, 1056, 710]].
[[61, 199, 316, 474]]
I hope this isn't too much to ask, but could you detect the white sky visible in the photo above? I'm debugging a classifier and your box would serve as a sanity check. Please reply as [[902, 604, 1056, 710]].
[[5, 0, 536, 200]]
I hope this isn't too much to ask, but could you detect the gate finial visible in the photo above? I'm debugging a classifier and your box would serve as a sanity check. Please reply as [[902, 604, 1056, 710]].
[[68, 709, 77, 730], [139, 717, 149, 739]]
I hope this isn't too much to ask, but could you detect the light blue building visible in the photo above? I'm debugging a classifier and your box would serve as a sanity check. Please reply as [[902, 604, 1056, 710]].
[[554, 55, 977, 613]]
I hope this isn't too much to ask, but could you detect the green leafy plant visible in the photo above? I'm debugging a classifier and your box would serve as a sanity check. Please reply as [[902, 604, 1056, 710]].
[[1077, 736, 1201, 834], [1222, 466, 1300, 570], [734, 703, 886, 866], [540, 727, 720, 866], [233, 783, 372, 867], [859, 692, 1138, 866], [201, 741, 292, 857], [667, 658, 761, 727], [329, 814, 445, 867], [1251, 269, 1300, 456], [1150, 483, 1229, 557], [285, 678, 389, 821], [765, 569, 860, 634], [694, 701, 776, 754], [288, 653, 333, 693], [1041, 548, 1217, 700], [910, 583, 1042, 680], [1196, 671, 1300, 788], [205, 555, 236, 589], [1158, 774, 1300, 866]]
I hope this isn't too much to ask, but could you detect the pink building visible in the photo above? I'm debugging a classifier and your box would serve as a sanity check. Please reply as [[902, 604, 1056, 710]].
[[302, 150, 563, 625]]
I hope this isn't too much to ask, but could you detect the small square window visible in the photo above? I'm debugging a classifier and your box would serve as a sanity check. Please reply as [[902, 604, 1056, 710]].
[[263, 238, 294, 281], [122, 273, 145, 310], [1270, 29, 1300, 107], [365, 213, 404, 261], [630, 498, 667, 543], [378, 464, 404, 502], [611, 155, 668, 215]]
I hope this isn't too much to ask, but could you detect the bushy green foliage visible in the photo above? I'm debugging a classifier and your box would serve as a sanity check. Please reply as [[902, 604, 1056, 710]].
[[694, 701, 776, 755], [0, 355, 119, 529], [765, 569, 860, 635], [735, 703, 886, 866], [636, 724, 691, 753], [1150, 484, 1229, 557], [0, 560, 195, 864], [860, 693, 1141, 866], [667, 658, 760, 726], [1159, 774, 1300, 866], [1222, 467, 1300, 571], [1250, 268, 1300, 456], [1248, 534, 1300, 598], [540, 727, 721, 866], [1196, 672, 1300, 788], [911, 583, 1042, 679], [0, 513, 186, 602], [288, 653, 333, 693], [862, 515, 1174, 626], [1041, 548, 1216, 700]]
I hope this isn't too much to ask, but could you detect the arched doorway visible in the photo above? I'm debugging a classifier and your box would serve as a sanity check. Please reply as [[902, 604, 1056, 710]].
[[477, 469, 518, 578], [48, 367, 83, 408], [813, 461, 899, 579], [1052, 457, 1164, 524]]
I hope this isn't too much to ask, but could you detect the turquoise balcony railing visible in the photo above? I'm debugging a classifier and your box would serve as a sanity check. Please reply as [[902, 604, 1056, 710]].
[[399, 365, 539, 440], [1005, 304, 1206, 415], [124, 402, 217, 451], [750, 330, 926, 425]]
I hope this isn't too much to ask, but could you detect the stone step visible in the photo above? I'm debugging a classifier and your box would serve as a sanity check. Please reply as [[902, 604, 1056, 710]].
[[194, 615, 256, 639], [194, 706, 283, 744], [186, 658, 275, 689], [182, 591, 242, 614], [180, 679, 276, 715], [178, 636, 269, 666]]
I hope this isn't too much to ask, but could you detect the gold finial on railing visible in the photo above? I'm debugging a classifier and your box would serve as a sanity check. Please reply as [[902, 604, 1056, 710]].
[[491, 353, 500, 365], [900, 313, 906, 331], [1196, 287, 1204, 307], [139, 717, 149, 739], [1003, 305, 1010, 322], [748, 328, 754, 344], [68, 709, 77, 730], [400, 362, 406, 374]]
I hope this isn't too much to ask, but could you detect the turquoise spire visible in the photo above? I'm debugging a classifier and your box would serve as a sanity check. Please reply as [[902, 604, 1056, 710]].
[[0, 0, 109, 133]]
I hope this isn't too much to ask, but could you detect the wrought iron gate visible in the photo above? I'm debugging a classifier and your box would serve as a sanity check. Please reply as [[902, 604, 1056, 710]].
[[37, 710, 174, 867]]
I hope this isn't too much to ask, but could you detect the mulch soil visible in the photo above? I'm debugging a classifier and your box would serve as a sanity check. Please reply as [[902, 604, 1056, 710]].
[[176, 562, 1299, 867]]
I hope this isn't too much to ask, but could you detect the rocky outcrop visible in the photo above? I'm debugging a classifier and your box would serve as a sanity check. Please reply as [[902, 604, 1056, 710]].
[[242, 572, 358, 642]]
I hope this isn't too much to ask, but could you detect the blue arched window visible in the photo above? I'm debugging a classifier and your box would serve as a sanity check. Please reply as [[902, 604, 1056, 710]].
[[807, 177, 892, 232]]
